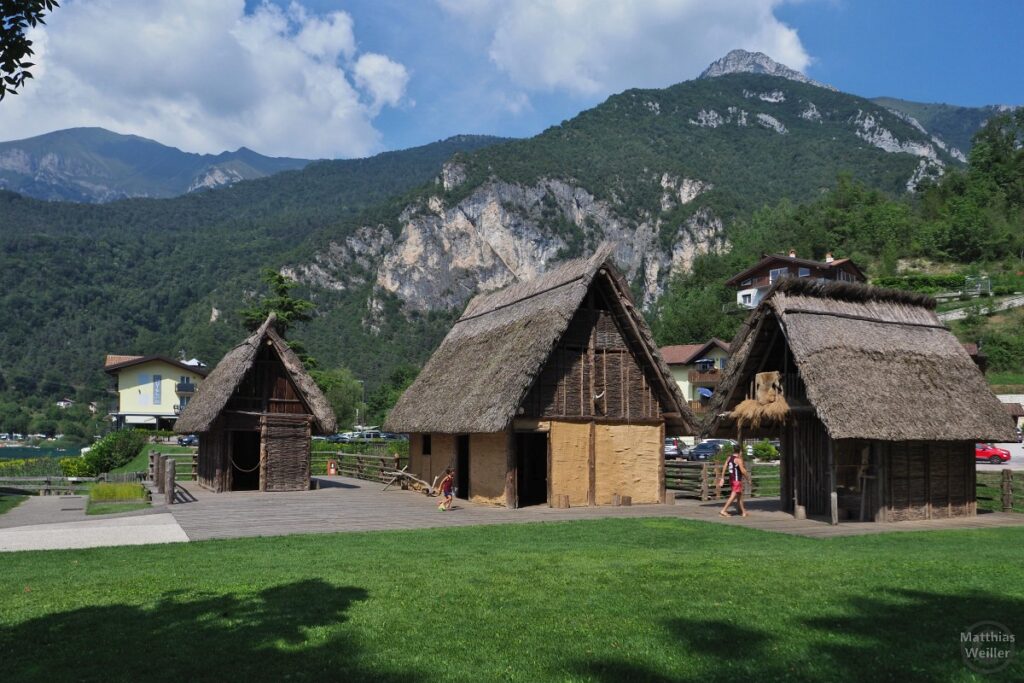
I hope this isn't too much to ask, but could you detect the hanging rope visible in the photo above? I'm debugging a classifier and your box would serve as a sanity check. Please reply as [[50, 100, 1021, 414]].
[[230, 454, 261, 473]]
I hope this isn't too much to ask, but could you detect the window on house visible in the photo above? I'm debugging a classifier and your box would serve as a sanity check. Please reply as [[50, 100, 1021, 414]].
[[741, 293, 752, 305], [423, 434, 432, 456], [153, 375, 162, 405], [741, 278, 752, 286], [769, 267, 789, 283], [719, 358, 728, 370], [798, 267, 810, 277]]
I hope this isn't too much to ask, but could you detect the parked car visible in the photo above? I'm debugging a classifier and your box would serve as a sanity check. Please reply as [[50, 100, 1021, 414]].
[[177, 434, 198, 447], [687, 442, 721, 461], [664, 437, 683, 459], [703, 438, 739, 453], [975, 443, 1011, 464], [380, 432, 407, 441], [1017, 427, 1023, 443]]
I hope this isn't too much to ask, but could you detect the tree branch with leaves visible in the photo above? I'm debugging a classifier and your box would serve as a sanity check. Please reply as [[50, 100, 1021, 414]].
[[1, 0, 58, 100]]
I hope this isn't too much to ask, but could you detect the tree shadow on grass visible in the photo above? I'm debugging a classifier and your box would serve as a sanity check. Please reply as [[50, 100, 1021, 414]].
[[574, 588, 1024, 682], [0, 579, 419, 683]]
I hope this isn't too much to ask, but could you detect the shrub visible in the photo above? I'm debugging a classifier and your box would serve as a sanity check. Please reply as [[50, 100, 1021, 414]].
[[752, 439, 779, 461], [83, 430, 149, 475], [59, 457, 93, 477], [872, 274, 966, 292]]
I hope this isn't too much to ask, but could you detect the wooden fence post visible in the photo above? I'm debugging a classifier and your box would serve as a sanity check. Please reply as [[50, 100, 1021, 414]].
[[743, 466, 751, 498], [700, 463, 709, 501], [148, 450, 157, 481], [155, 454, 165, 494], [191, 452, 198, 481], [1003, 469, 1014, 513], [165, 457, 176, 505]]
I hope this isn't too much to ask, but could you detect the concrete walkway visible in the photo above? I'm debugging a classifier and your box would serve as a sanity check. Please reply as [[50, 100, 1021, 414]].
[[0, 513, 188, 552]]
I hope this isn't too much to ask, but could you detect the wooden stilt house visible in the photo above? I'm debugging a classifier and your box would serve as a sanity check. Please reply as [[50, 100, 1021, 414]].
[[174, 314, 336, 492], [385, 247, 696, 508], [706, 278, 1016, 522]]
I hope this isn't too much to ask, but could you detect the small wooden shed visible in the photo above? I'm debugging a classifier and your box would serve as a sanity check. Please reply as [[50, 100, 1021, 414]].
[[706, 278, 1016, 522], [385, 247, 696, 508], [174, 314, 336, 492]]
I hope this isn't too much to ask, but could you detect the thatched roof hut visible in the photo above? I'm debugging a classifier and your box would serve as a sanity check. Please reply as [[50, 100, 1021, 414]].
[[387, 246, 693, 436], [706, 278, 1015, 523], [175, 314, 335, 492], [706, 278, 1013, 442], [387, 246, 695, 508]]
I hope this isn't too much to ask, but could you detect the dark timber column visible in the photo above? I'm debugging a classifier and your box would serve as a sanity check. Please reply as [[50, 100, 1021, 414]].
[[587, 421, 596, 507], [504, 429, 517, 509]]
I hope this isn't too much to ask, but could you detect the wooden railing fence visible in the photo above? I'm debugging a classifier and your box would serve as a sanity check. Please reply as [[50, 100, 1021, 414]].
[[665, 461, 781, 500], [976, 469, 1020, 514], [311, 450, 407, 483]]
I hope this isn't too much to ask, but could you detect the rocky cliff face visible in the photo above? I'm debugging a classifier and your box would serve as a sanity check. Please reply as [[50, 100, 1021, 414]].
[[290, 167, 728, 320], [700, 49, 835, 91]]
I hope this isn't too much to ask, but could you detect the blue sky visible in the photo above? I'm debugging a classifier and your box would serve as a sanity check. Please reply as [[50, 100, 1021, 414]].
[[1, 1, 1020, 157]]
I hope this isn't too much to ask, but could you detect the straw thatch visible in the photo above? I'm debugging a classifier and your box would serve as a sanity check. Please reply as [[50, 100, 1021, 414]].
[[707, 278, 1016, 442], [174, 314, 336, 434], [385, 246, 694, 435]]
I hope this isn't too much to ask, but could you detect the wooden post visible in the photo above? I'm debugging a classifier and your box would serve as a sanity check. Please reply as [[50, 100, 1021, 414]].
[[165, 457, 176, 505], [700, 463, 709, 501], [827, 438, 838, 525], [191, 451, 198, 481], [504, 430, 517, 509], [1003, 469, 1014, 513], [148, 450, 157, 481], [587, 421, 596, 507], [155, 454, 165, 494]]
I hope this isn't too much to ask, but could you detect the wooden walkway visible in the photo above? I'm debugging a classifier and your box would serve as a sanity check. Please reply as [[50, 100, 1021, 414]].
[[164, 476, 1024, 541]]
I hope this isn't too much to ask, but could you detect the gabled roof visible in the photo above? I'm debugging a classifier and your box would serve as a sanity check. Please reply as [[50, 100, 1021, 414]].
[[706, 278, 1015, 442], [174, 315, 336, 434], [104, 354, 209, 377], [385, 246, 695, 435], [660, 338, 730, 365], [724, 253, 866, 286]]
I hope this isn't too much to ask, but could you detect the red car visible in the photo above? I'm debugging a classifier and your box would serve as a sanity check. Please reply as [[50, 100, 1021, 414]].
[[975, 443, 1011, 464]]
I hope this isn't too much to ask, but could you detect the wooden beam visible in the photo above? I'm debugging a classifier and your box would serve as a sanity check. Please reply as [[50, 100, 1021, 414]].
[[587, 421, 596, 507]]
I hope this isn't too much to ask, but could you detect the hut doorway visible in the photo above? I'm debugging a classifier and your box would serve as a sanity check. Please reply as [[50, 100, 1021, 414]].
[[515, 432, 548, 507], [456, 435, 470, 500], [230, 431, 261, 491]]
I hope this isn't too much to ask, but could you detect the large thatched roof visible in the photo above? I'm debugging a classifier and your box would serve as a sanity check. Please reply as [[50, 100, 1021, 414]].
[[174, 315, 336, 434], [385, 246, 694, 435], [706, 278, 1016, 442]]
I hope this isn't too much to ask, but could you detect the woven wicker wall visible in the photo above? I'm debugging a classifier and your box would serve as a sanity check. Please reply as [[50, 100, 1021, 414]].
[[262, 414, 311, 492], [886, 441, 974, 521], [523, 308, 661, 421]]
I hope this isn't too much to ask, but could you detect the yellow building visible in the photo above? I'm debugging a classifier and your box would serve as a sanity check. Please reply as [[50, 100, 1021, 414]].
[[104, 355, 208, 430], [659, 339, 730, 425]]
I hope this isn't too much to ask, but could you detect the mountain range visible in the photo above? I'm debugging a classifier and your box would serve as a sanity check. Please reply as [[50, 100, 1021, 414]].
[[0, 127, 312, 202], [0, 50, 1015, 400]]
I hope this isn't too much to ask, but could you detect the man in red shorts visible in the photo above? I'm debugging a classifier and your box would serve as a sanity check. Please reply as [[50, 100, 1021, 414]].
[[717, 444, 749, 517]]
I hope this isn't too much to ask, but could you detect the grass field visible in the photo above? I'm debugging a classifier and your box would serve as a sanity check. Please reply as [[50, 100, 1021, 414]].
[[0, 493, 27, 516], [85, 482, 150, 516], [112, 444, 194, 474], [1, 519, 1022, 682]]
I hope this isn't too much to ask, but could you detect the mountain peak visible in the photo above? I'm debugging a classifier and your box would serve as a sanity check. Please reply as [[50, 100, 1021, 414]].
[[699, 49, 835, 91]]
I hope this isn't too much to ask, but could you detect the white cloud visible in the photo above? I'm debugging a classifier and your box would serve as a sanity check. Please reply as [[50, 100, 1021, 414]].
[[0, 0, 410, 158], [438, 0, 810, 97], [353, 53, 410, 113]]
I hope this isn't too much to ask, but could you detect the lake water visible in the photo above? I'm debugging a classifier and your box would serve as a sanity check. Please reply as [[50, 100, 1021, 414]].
[[0, 446, 76, 459]]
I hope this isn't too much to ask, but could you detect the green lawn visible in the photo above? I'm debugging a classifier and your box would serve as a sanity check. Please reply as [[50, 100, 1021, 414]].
[[85, 502, 151, 516], [1, 519, 1021, 682], [0, 493, 27, 516], [112, 444, 194, 474]]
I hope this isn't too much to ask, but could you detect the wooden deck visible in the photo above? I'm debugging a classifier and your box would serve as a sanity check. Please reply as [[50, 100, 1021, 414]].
[[161, 476, 1024, 541]]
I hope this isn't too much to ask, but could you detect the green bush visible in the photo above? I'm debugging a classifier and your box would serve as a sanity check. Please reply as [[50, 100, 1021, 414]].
[[752, 439, 779, 461], [59, 457, 93, 477], [872, 274, 966, 292], [82, 430, 149, 475]]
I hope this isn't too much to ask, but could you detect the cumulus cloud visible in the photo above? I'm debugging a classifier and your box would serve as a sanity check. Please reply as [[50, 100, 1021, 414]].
[[0, 0, 410, 158], [438, 0, 810, 97]]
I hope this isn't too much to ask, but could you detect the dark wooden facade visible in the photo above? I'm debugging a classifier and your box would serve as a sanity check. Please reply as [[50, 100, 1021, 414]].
[[197, 344, 314, 493], [521, 288, 663, 423]]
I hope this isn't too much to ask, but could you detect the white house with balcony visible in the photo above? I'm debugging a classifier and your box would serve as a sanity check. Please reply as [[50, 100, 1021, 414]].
[[726, 250, 866, 308], [104, 354, 208, 430]]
